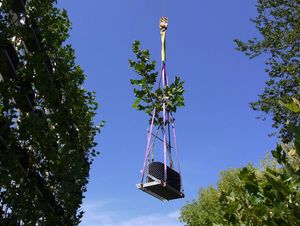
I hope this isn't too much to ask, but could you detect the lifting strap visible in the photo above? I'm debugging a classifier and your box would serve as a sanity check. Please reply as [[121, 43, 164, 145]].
[[170, 112, 183, 191], [141, 107, 156, 183], [160, 17, 168, 62]]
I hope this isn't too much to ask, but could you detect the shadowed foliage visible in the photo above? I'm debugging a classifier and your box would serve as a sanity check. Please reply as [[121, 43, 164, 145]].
[[0, 0, 102, 224], [234, 0, 300, 141]]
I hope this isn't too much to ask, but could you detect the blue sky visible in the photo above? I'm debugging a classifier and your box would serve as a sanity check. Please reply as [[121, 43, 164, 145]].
[[58, 1, 277, 225]]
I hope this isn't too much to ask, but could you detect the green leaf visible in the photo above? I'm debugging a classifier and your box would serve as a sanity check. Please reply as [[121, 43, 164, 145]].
[[129, 41, 185, 127], [279, 99, 300, 113], [271, 145, 286, 164], [239, 167, 259, 194], [291, 124, 300, 157], [132, 98, 141, 108]]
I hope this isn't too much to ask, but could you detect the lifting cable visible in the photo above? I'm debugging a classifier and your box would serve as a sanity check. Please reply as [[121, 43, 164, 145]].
[[160, 0, 167, 18]]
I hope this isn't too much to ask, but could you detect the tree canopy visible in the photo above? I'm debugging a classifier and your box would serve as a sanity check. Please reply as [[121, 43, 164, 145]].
[[181, 0, 300, 224], [0, 0, 102, 224], [234, 0, 300, 141], [129, 41, 185, 126], [181, 123, 300, 225]]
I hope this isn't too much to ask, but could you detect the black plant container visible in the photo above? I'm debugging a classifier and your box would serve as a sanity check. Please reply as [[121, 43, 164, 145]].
[[137, 161, 184, 201], [0, 42, 19, 80], [148, 161, 181, 191]]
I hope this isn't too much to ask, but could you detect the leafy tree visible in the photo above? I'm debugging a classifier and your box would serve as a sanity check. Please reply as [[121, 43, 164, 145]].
[[180, 101, 300, 225], [129, 41, 185, 126], [181, 141, 300, 225], [0, 0, 102, 224], [234, 0, 300, 141], [180, 171, 239, 226], [181, 1, 300, 223]]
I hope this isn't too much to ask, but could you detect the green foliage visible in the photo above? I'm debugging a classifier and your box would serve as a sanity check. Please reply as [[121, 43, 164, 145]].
[[181, 137, 300, 225], [181, 186, 226, 226], [181, 101, 300, 225], [182, 1, 300, 223], [279, 97, 300, 114], [234, 0, 300, 141], [0, 0, 102, 224], [181, 125, 300, 226], [129, 41, 184, 126]]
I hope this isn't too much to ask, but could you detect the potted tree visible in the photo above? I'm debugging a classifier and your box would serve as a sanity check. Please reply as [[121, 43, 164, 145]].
[[129, 41, 185, 201]]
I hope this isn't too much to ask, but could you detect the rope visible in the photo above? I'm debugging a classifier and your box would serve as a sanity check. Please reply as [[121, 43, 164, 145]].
[[162, 62, 173, 168], [160, 0, 167, 17], [162, 102, 167, 182], [150, 131, 172, 148], [170, 113, 184, 192], [161, 62, 168, 182], [160, 0, 163, 17], [150, 129, 159, 162], [167, 113, 173, 168], [141, 107, 156, 183]]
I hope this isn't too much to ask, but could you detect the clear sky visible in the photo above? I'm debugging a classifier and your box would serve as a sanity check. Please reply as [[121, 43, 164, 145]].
[[57, 1, 277, 225]]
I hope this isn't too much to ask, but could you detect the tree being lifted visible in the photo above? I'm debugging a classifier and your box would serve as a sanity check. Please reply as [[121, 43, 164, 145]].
[[0, 0, 102, 224], [129, 18, 185, 201]]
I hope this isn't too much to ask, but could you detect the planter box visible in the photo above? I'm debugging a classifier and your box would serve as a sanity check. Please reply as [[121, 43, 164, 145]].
[[137, 162, 184, 201]]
